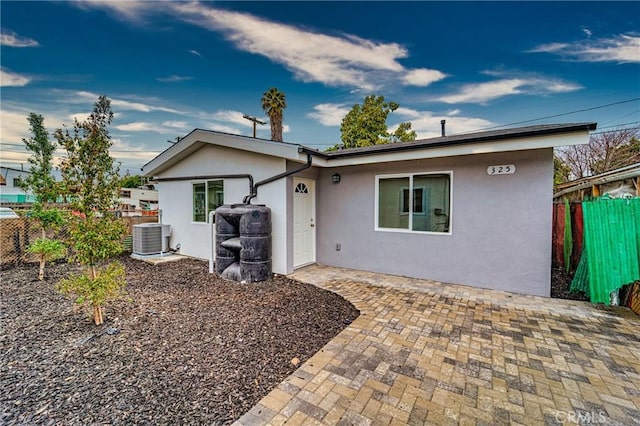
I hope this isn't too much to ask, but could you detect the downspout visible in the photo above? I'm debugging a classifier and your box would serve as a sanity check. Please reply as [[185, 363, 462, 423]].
[[209, 210, 216, 273], [243, 153, 313, 204], [154, 174, 254, 274]]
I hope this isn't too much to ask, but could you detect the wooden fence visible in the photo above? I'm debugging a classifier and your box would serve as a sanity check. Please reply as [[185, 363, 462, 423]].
[[551, 202, 584, 273]]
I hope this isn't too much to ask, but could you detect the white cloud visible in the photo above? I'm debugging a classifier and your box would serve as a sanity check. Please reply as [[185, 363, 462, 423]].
[[0, 109, 31, 143], [0, 150, 31, 166], [115, 122, 158, 132], [403, 68, 447, 87], [189, 49, 202, 57], [307, 103, 351, 126], [211, 110, 257, 127], [82, 1, 447, 91], [58, 90, 183, 114], [162, 120, 189, 129], [109, 138, 159, 163], [168, 2, 415, 90], [529, 42, 568, 54], [1, 68, 31, 87], [0, 108, 69, 168], [110, 98, 181, 114], [73, 0, 150, 22], [204, 123, 242, 135], [530, 33, 640, 63], [387, 107, 494, 138], [69, 113, 91, 123], [157, 75, 193, 83], [115, 120, 192, 134], [394, 107, 421, 120], [439, 79, 526, 104], [1, 30, 39, 47], [0, 103, 80, 145], [437, 76, 581, 104]]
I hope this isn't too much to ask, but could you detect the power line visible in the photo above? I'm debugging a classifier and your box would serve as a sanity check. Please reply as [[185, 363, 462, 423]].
[[0, 144, 158, 154], [471, 97, 640, 132], [590, 126, 639, 136], [595, 121, 640, 131], [599, 108, 640, 127]]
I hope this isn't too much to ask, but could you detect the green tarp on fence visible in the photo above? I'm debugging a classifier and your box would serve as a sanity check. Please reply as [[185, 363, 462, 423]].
[[582, 197, 640, 304]]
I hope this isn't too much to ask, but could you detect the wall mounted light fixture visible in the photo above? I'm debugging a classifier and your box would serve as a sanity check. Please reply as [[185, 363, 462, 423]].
[[332, 173, 341, 184]]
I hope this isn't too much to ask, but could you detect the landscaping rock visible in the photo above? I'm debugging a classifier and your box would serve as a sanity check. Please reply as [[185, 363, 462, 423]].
[[0, 255, 359, 425]]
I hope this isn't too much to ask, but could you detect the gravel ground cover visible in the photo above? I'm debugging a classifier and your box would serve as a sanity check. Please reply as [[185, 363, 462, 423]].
[[1, 256, 359, 425], [550, 266, 589, 301]]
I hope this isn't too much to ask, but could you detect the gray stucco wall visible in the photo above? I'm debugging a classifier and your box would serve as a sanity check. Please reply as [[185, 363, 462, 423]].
[[314, 148, 554, 296]]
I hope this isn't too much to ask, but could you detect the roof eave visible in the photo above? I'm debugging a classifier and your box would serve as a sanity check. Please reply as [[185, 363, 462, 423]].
[[324, 123, 597, 160], [142, 129, 305, 177]]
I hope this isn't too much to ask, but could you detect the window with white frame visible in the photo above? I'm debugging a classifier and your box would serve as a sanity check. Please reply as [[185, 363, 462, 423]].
[[193, 180, 224, 222], [376, 172, 451, 233]]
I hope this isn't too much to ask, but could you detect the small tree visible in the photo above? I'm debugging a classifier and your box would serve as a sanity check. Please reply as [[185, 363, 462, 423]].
[[120, 174, 145, 189], [339, 95, 416, 149], [390, 122, 418, 143], [21, 113, 66, 280], [56, 95, 127, 325], [28, 237, 66, 280], [21, 113, 59, 204], [553, 155, 571, 185], [28, 206, 67, 280]]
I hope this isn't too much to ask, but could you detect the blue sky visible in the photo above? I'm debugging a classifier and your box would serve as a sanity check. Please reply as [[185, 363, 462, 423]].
[[1, 1, 639, 174]]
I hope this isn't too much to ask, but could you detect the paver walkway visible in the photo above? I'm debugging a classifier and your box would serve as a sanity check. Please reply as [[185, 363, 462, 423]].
[[236, 265, 640, 425]]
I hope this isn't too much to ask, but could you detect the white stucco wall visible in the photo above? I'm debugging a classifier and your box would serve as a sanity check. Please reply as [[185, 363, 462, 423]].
[[156, 144, 288, 274], [315, 148, 554, 297]]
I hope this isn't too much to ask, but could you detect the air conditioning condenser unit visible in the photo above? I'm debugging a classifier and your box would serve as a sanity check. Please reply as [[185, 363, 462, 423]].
[[133, 223, 171, 255]]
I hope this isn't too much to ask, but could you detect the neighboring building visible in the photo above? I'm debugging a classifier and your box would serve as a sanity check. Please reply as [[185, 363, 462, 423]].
[[142, 123, 596, 297], [554, 162, 640, 201], [118, 185, 159, 216], [0, 166, 35, 204]]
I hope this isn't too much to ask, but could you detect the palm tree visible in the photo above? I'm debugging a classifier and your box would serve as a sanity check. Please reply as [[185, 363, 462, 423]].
[[261, 88, 287, 142]]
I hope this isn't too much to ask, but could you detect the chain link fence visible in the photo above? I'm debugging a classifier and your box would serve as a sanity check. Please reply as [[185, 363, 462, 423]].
[[1, 213, 158, 268]]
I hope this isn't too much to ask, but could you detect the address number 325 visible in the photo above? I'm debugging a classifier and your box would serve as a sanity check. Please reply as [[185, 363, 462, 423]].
[[487, 164, 516, 175]]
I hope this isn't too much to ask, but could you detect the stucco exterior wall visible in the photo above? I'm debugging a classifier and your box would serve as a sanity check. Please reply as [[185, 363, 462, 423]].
[[156, 144, 288, 274], [314, 148, 554, 296]]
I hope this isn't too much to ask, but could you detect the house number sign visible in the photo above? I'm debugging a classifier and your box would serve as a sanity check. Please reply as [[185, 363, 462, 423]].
[[487, 164, 516, 175]]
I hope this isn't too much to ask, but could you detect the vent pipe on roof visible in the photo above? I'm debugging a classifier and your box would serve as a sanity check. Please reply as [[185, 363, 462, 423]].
[[440, 120, 446, 137]]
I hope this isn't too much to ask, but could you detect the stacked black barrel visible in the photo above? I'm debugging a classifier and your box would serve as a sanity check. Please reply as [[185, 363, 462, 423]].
[[215, 204, 271, 282]]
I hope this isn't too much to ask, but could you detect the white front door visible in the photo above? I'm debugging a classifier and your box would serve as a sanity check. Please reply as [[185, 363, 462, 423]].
[[293, 177, 316, 268]]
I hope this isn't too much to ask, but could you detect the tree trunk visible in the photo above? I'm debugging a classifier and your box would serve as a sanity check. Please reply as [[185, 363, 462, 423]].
[[39, 254, 45, 281], [93, 305, 103, 325], [89, 265, 103, 325]]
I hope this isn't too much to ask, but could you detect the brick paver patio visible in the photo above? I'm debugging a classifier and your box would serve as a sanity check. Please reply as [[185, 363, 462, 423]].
[[236, 265, 640, 425]]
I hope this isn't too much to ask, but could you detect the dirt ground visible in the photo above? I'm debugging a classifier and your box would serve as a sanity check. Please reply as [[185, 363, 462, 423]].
[[550, 265, 589, 301], [0, 256, 359, 425]]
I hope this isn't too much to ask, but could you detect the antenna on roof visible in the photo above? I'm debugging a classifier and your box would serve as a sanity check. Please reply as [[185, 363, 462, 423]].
[[441, 120, 446, 137], [243, 114, 266, 138]]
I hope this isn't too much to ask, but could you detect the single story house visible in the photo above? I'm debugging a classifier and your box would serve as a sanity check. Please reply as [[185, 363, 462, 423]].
[[142, 122, 596, 297]]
